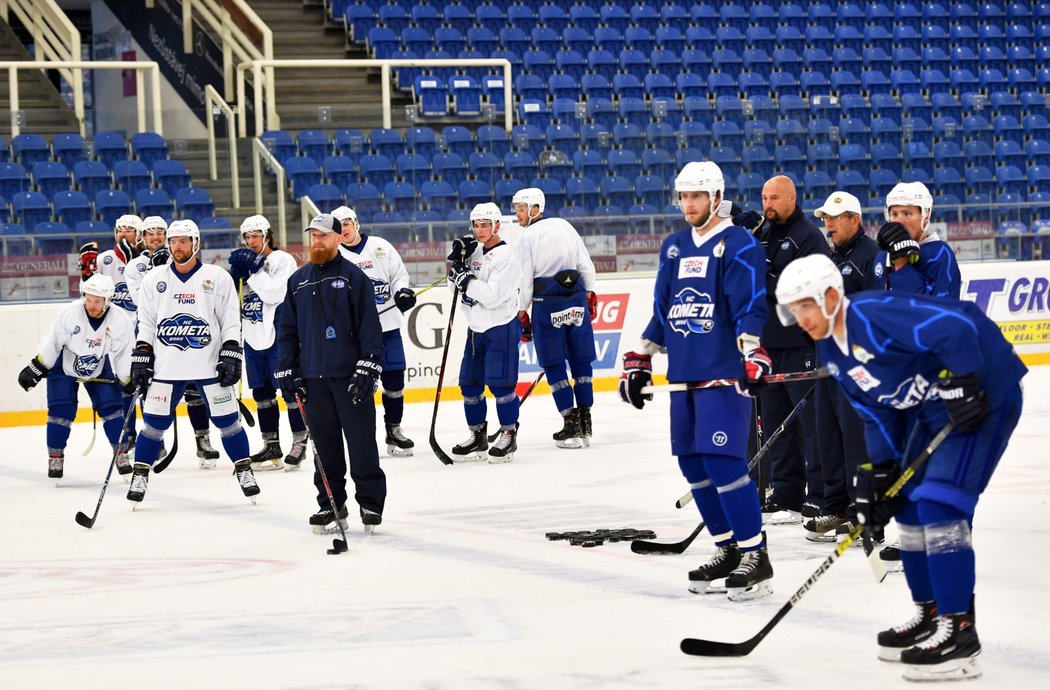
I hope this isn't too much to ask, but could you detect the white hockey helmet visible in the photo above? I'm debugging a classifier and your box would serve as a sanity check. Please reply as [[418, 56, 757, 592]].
[[774, 255, 845, 336], [81, 273, 115, 307], [470, 202, 502, 229], [141, 216, 168, 233], [114, 214, 143, 236], [885, 181, 934, 227], [512, 187, 545, 215], [331, 205, 360, 228], [167, 219, 201, 259], [674, 161, 725, 199], [240, 214, 270, 236]]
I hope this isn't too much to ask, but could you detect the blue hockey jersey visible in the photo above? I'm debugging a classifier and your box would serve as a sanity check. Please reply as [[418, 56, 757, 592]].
[[876, 236, 961, 298], [642, 220, 768, 381], [817, 291, 1027, 465]]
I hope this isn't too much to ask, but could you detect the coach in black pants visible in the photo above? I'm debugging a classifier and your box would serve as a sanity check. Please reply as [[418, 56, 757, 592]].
[[277, 213, 386, 529]]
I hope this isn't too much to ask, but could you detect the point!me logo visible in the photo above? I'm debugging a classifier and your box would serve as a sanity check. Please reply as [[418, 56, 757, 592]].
[[518, 293, 630, 372]]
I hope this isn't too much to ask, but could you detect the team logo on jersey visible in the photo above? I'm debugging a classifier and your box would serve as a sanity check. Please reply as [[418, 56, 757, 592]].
[[711, 431, 728, 447], [111, 282, 136, 312], [668, 287, 715, 336], [84, 336, 102, 348], [847, 365, 881, 392], [103, 255, 113, 265], [678, 256, 709, 279], [137, 262, 147, 272], [174, 293, 196, 304], [331, 279, 346, 289], [72, 326, 81, 335], [827, 362, 840, 377], [874, 263, 885, 278], [358, 259, 375, 270], [550, 305, 585, 328], [780, 240, 791, 251], [73, 354, 102, 378], [713, 240, 725, 258], [371, 278, 391, 304], [666, 245, 680, 260], [852, 344, 875, 363], [157, 281, 167, 293], [202, 279, 214, 294], [157, 313, 212, 350], [877, 373, 931, 410], [373, 247, 387, 258], [241, 291, 263, 323], [842, 265, 853, 275]]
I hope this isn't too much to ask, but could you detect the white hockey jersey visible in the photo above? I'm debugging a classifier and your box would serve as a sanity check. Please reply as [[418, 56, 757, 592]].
[[125, 253, 158, 307], [453, 241, 521, 333], [136, 262, 241, 380], [338, 234, 411, 332], [516, 217, 597, 310], [241, 249, 298, 350], [37, 301, 134, 383], [96, 248, 136, 312]]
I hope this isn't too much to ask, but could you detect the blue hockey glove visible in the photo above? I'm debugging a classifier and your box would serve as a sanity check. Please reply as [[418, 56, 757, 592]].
[[274, 367, 307, 403], [733, 209, 763, 232], [854, 461, 904, 531], [348, 354, 383, 405], [18, 357, 48, 391], [937, 370, 989, 433], [215, 340, 243, 387], [449, 261, 475, 292], [618, 351, 653, 409], [394, 287, 416, 312]]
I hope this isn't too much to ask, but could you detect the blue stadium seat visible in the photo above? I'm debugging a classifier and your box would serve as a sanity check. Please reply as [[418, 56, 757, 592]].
[[403, 127, 437, 159], [53, 190, 91, 227], [545, 123, 578, 152], [47, 133, 85, 168], [130, 132, 168, 168], [347, 182, 382, 222], [296, 130, 331, 161], [260, 130, 296, 163], [613, 73, 645, 101], [562, 26, 591, 55], [654, 27, 686, 55], [0, 221, 30, 255], [383, 181, 417, 215], [435, 27, 466, 56], [469, 151, 502, 181], [470, 126, 507, 160], [413, 76, 448, 118], [466, 27, 498, 56], [599, 175, 633, 203], [32, 162, 70, 198], [742, 47, 773, 77], [332, 128, 366, 156], [607, 150, 641, 180], [634, 174, 666, 207], [531, 177, 566, 215], [366, 129, 400, 160], [599, 4, 628, 32], [572, 150, 605, 180], [32, 221, 73, 254], [933, 167, 966, 199], [135, 188, 172, 218], [396, 153, 430, 181], [1026, 139, 1050, 166], [555, 49, 586, 81], [458, 180, 490, 208], [644, 125, 676, 155], [93, 132, 128, 169], [12, 191, 50, 227], [504, 150, 538, 182], [474, 4, 503, 33], [151, 159, 191, 198], [523, 49, 554, 81], [11, 134, 50, 167], [538, 4, 568, 32], [71, 161, 109, 200], [113, 160, 152, 199], [285, 157, 322, 200], [421, 180, 457, 216], [586, 99, 616, 131], [518, 99, 551, 129], [175, 187, 216, 222], [481, 74, 508, 113], [565, 177, 600, 213], [322, 155, 358, 191], [681, 48, 712, 74]]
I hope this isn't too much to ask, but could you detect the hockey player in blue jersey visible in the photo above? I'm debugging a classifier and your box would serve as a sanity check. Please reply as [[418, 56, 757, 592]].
[[776, 254, 1026, 681], [618, 161, 774, 601], [875, 182, 961, 299]]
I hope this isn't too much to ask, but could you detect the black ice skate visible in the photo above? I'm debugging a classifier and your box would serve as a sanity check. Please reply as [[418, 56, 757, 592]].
[[801, 501, 820, 519], [881, 541, 902, 561], [452, 423, 488, 462], [361, 507, 382, 534], [126, 463, 150, 504], [878, 601, 938, 662], [552, 408, 586, 449], [284, 432, 308, 471], [687, 543, 741, 594], [250, 436, 284, 471], [900, 612, 981, 682], [47, 452, 64, 482], [385, 423, 415, 457], [761, 497, 802, 525], [724, 546, 773, 602], [233, 459, 260, 501], [578, 406, 593, 442], [113, 443, 133, 476], [310, 505, 349, 535], [488, 427, 517, 463], [196, 432, 220, 469], [804, 512, 849, 542]]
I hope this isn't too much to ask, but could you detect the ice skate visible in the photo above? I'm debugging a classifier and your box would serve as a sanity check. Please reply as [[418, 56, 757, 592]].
[[801, 501, 820, 519], [385, 423, 415, 457], [578, 406, 593, 444], [284, 432, 308, 471], [761, 497, 802, 525], [488, 427, 517, 463], [804, 512, 849, 542], [48, 452, 64, 484], [553, 408, 586, 449], [361, 507, 382, 534], [249, 437, 284, 471], [452, 423, 488, 462], [310, 505, 349, 535], [114, 444, 133, 477], [878, 601, 938, 662], [126, 463, 150, 505], [901, 612, 981, 682], [233, 459, 260, 502], [881, 541, 902, 560], [687, 543, 741, 594], [725, 546, 773, 602], [196, 432, 219, 469]]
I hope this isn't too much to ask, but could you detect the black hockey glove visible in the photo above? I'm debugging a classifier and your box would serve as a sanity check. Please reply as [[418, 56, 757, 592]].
[[448, 261, 475, 292], [18, 357, 49, 391], [79, 241, 98, 280], [619, 351, 653, 409], [394, 287, 416, 312], [130, 343, 155, 394], [737, 346, 773, 397], [854, 461, 904, 531], [149, 246, 170, 268], [274, 367, 307, 403], [877, 222, 920, 263], [447, 234, 478, 262], [348, 354, 383, 405], [216, 340, 243, 387], [937, 370, 989, 433], [733, 209, 763, 232]]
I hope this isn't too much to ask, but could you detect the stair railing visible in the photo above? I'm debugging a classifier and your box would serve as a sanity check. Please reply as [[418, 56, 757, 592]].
[[205, 83, 240, 209]]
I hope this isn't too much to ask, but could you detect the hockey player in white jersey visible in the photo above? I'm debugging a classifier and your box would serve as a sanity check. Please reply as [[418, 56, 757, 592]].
[[228, 214, 306, 471], [126, 219, 260, 504], [447, 203, 523, 463], [512, 187, 599, 448], [333, 205, 418, 456], [17, 275, 135, 482]]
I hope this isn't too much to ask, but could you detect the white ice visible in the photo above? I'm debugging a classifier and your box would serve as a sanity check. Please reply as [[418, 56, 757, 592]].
[[2, 369, 1049, 689]]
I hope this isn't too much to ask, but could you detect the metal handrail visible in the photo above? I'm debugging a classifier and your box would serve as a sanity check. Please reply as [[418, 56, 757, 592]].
[[251, 137, 287, 246], [0, 60, 162, 137], [184, 0, 271, 101], [235, 58, 513, 137], [205, 84, 240, 209]]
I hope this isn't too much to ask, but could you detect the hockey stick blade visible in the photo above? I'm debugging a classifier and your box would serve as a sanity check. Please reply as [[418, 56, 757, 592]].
[[74, 394, 140, 530], [631, 522, 704, 554], [74, 511, 96, 529], [327, 538, 348, 555], [238, 399, 255, 427], [152, 414, 179, 474]]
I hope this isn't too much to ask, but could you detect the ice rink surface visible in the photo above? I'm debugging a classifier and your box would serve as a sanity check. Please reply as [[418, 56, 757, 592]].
[[3, 369, 1049, 689]]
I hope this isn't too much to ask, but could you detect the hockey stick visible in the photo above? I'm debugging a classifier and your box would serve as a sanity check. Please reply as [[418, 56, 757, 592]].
[[675, 385, 815, 509], [238, 398, 255, 427], [82, 411, 97, 456], [294, 394, 348, 555], [641, 368, 830, 395], [487, 371, 546, 442], [630, 521, 705, 555], [377, 277, 448, 316], [152, 414, 179, 474], [428, 287, 460, 466], [679, 422, 954, 657], [75, 393, 141, 529], [235, 281, 256, 428]]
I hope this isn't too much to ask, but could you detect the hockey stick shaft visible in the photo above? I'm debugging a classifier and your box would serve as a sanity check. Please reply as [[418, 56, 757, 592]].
[[487, 371, 546, 442], [82, 410, 97, 456], [75, 393, 141, 529], [377, 277, 448, 316], [294, 394, 348, 554], [675, 386, 815, 509], [641, 368, 829, 395], [680, 422, 954, 657], [236, 282, 256, 427], [428, 287, 459, 466]]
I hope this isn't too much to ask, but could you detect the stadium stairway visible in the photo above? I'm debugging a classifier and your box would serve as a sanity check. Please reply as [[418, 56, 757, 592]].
[[251, 0, 412, 132], [0, 17, 80, 138]]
